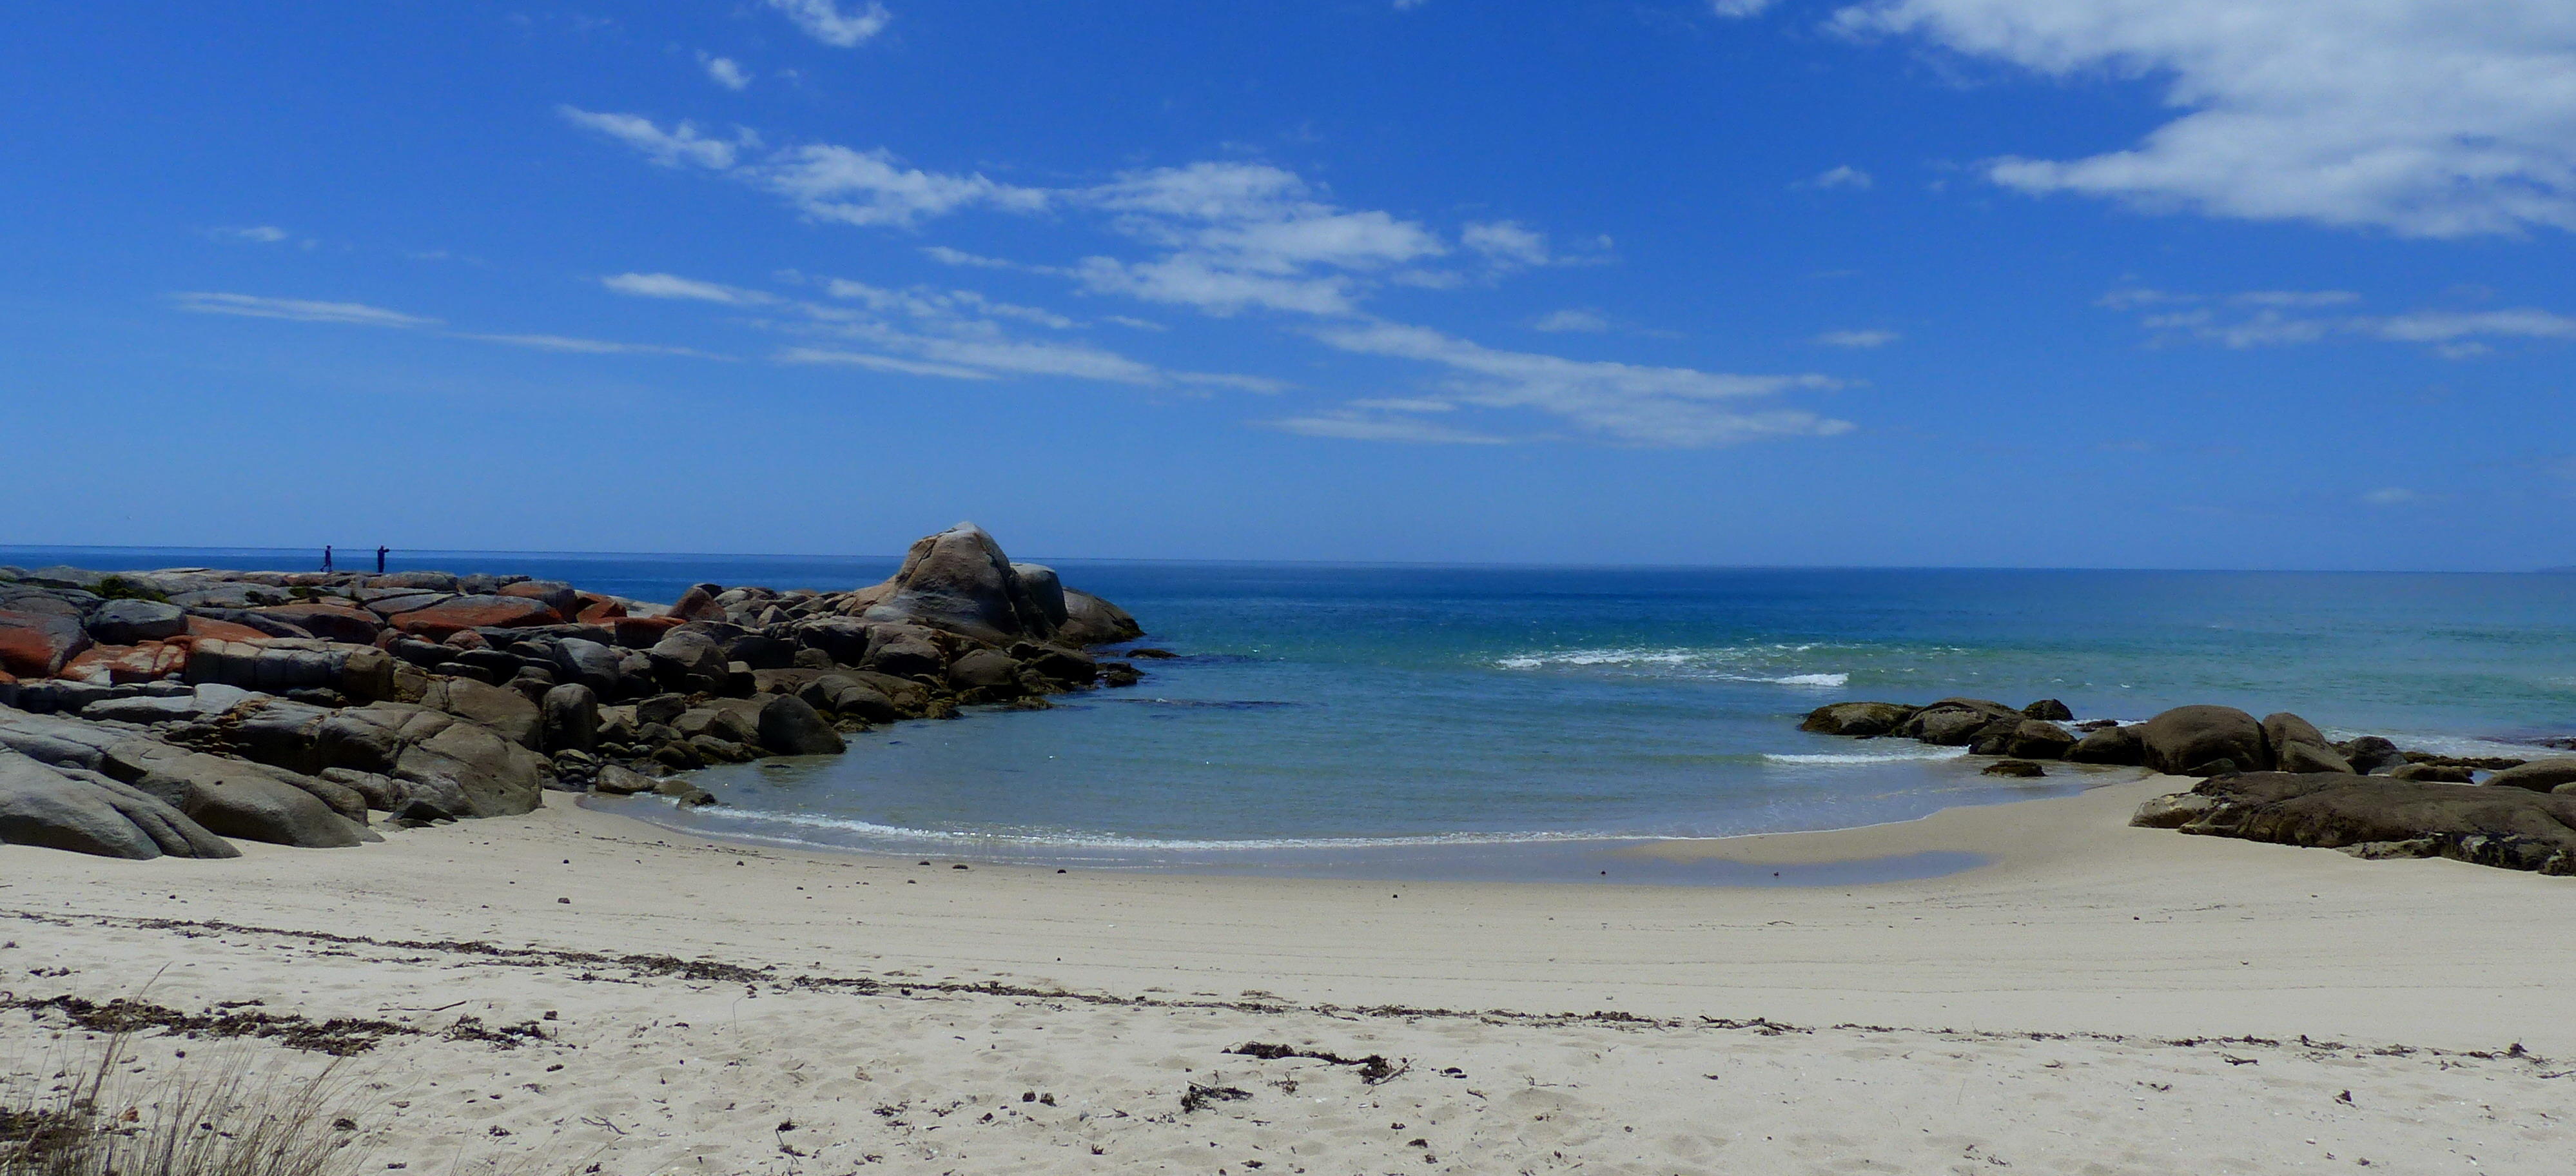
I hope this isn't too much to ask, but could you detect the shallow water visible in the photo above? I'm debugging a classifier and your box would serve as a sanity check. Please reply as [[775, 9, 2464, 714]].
[[12, 548, 2573, 879]]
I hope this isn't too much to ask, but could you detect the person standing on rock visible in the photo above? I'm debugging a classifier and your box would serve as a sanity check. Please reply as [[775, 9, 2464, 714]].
[[322, 545, 334, 573], [376, 545, 388, 574]]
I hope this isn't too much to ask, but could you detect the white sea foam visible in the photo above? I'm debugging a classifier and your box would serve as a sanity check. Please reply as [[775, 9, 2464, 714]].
[[1493, 645, 1847, 687], [1764, 745, 1972, 766], [1728, 672, 1849, 688], [659, 804, 1605, 852]]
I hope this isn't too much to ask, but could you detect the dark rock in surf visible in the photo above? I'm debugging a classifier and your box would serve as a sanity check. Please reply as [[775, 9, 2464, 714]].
[[2140, 705, 2272, 776], [1800, 701, 1916, 738], [2066, 723, 2145, 765]]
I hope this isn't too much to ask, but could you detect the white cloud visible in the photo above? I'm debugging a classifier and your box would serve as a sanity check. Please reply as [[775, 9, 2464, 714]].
[[1070, 162, 1445, 315], [211, 226, 290, 244], [1711, 0, 1779, 15], [1839, 0, 2576, 236], [1071, 254, 1356, 317], [753, 144, 1048, 228], [777, 347, 996, 380], [1803, 164, 1873, 190], [2362, 308, 2576, 343], [569, 128, 1859, 449], [1393, 0, 1432, 10], [1347, 397, 1458, 413], [454, 333, 730, 359], [558, 106, 745, 169], [702, 55, 752, 90], [1532, 309, 1610, 333], [171, 292, 440, 328], [823, 277, 1075, 329], [1314, 320, 1851, 446], [1815, 328, 1900, 348], [2115, 288, 2576, 352], [175, 291, 731, 360], [1266, 412, 1511, 445], [765, 0, 891, 48], [2361, 487, 2419, 505], [601, 272, 775, 305], [921, 245, 1020, 269], [1462, 220, 1550, 266], [2230, 290, 2361, 308]]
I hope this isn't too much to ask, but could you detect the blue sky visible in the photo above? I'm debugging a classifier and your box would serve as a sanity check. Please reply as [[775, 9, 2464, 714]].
[[5, 1, 2572, 568]]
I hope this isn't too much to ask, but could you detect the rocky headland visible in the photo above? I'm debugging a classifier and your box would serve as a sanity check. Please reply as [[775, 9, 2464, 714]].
[[1801, 698, 2576, 875], [0, 522, 1145, 861]]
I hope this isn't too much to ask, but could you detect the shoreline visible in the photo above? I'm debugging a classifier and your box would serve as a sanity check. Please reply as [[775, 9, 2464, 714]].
[[594, 761, 2170, 884], [9, 769, 2571, 1171]]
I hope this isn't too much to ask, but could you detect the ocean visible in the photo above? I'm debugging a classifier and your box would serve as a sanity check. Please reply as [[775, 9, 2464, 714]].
[[10, 547, 2573, 878]]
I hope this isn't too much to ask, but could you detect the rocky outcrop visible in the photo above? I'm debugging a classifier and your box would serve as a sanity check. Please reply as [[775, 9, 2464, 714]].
[[756, 695, 844, 756], [2132, 772, 2576, 875], [0, 748, 238, 860], [2140, 705, 2271, 776], [2066, 723, 2145, 765], [1799, 701, 1915, 738], [2483, 758, 2576, 794], [0, 522, 1146, 860], [0, 609, 91, 678], [855, 522, 1059, 645], [1060, 589, 1145, 647], [87, 600, 189, 644]]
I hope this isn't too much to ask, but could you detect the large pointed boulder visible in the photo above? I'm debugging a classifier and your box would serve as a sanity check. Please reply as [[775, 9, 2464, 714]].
[[855, 523, 1057, 645]]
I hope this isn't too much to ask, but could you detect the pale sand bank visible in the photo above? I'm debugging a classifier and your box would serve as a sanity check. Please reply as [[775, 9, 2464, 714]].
[[5, 777, 2570, 1173]]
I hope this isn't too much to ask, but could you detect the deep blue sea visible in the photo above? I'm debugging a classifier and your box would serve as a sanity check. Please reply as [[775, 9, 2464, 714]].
[[10, 546, 2574, 877]]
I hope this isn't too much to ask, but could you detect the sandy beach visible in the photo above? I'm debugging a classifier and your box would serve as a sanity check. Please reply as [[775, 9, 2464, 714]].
[[5, 776, 2569, 1174]]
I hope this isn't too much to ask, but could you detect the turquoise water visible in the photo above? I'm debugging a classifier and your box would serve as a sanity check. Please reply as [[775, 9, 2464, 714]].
[[10, 548, 2575, 872]]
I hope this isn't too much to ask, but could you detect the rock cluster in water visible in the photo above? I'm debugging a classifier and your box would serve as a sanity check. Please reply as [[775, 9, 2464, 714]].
[[0, 522, 1146, 861], [1802, 698, 2576, 875]]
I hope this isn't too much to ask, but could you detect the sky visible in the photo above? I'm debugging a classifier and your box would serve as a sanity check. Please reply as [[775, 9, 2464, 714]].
[[4, 1, 2573, 569]]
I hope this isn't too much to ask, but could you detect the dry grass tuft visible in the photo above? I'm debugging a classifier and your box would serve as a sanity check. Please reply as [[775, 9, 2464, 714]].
[[1, 1030, 368, 1176]]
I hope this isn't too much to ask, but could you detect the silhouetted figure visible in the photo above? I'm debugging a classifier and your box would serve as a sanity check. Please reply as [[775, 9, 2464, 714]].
[[376, 545, 388, 574], [322, 545, 334, 573]]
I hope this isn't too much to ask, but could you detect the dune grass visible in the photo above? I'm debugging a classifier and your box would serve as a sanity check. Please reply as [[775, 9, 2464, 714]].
[[1, 1029, 366, 1176]]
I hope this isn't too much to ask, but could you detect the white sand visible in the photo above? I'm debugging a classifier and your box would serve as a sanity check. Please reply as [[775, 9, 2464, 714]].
[[5, 776, 2570, 1174]]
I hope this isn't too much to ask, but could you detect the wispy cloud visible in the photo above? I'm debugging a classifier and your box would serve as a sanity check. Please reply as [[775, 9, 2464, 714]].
[[777, 347, 995, 380], [1841, 0, 2576, 237], [454, 333, 731, 359], [1314, 320, 1851, 447], [209, 225, 291, 244], [602, 271, 777, 305], [2108, 287, 2576, 355], [1265, 412, 1511, 445], [569, 121, 1851, 447], [1815, 329, 1900, 348], [1461, 220, 1550, 266], [175, 291, 723, 360], [171, 292, 440, 328], [765, 0, 890, 48], [1799, 164, 1873, 191], [701, 54, 752, 90], [2361, 487, 2420, 505], [558, 106, 746, 169], [1532, 309, 1610, 333]]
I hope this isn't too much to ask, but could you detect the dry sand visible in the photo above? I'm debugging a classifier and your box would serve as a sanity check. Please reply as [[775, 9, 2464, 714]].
[[4, 776, 2570, 1174]]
